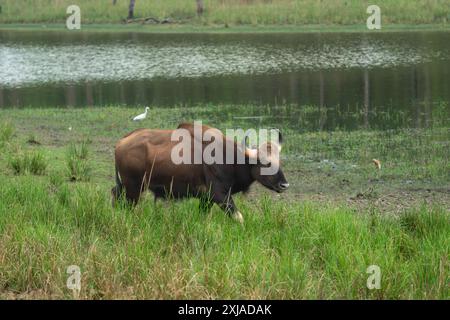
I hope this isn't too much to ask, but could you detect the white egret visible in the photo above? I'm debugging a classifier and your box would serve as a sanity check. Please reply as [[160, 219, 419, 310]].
[[133, 107, 149, 121]]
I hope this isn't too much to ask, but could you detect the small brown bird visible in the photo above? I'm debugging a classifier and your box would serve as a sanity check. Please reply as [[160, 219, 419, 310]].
[[372, 159, 381, 170]]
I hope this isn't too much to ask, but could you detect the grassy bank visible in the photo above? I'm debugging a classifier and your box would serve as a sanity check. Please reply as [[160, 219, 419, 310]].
[[0, 105, 449, 299], [0, 0, 448, 26]]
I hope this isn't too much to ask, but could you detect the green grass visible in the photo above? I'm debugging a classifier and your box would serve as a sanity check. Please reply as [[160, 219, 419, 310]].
[[0, 104, 448, 299], [0, 121, 14, 149], [0, 0, 449, 26], [0, 177, 448, 299], [66, 141, 92, 182], [8, 149, 48, 175]]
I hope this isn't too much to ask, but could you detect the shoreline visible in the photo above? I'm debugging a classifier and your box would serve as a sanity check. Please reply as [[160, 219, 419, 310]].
[[0, 23, 449, 34]]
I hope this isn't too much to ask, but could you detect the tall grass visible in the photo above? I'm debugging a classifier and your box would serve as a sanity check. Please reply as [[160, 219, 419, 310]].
[[0, 177, 447, 299], [0, 0, 448, 25], [0, 122, 14, 149], [8, 150, 48, 175], [66, 141, 91, 181]]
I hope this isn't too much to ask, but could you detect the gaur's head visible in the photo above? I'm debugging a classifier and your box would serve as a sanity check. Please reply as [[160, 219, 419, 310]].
[[243, 129, 289, 193]]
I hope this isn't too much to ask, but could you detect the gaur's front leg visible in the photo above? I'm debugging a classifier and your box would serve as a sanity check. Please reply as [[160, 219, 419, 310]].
[[211, 189, 244, 223]]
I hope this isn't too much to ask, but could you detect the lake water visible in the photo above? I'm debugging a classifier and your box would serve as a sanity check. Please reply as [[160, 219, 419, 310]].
[[0, 30, 449, 130]]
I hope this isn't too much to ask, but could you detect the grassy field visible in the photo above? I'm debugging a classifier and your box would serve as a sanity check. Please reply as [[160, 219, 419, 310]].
[[0, 104, 448, 299], [0, 0, 449, 26]]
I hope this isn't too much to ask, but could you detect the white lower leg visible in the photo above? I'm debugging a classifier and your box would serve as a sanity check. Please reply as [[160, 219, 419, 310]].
[[232, 211, 244, 224]]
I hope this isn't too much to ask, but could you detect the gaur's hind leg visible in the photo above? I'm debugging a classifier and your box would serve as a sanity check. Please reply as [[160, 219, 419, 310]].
[[112, 184, 140, 206], [120, 176, 143, 205], [125, 184, 142, 205]]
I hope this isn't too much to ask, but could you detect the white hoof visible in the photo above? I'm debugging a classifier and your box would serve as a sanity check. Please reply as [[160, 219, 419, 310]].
[[232, 211, 244, 224]]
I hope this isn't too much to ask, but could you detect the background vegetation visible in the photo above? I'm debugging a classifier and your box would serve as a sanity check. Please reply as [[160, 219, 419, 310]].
[[0, 0, 449, 26]]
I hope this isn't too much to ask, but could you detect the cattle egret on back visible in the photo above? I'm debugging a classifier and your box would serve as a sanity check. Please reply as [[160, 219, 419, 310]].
[[133, 107, 149, 121]]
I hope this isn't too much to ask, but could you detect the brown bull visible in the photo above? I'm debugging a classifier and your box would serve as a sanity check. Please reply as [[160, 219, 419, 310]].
[[111, 122, 289, 223]]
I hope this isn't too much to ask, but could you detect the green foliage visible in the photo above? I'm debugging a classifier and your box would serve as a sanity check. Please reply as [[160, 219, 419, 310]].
[[29, 151, 48, 175], [66, 141, 91, 181], [8, 150, 48, 175], [399, 207, 449, 238], [49, 171, 71, 206], [26, 133, 41, 145], [0, 121, 14, 149], [0, 0, 448, 25], [0, 178, 448, 299]]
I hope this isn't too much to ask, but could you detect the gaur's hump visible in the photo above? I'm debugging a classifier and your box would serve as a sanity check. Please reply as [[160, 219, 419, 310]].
[[121, 128, 147, 139], [177, 122, 193, 130], [177, 122, 223, 136]]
